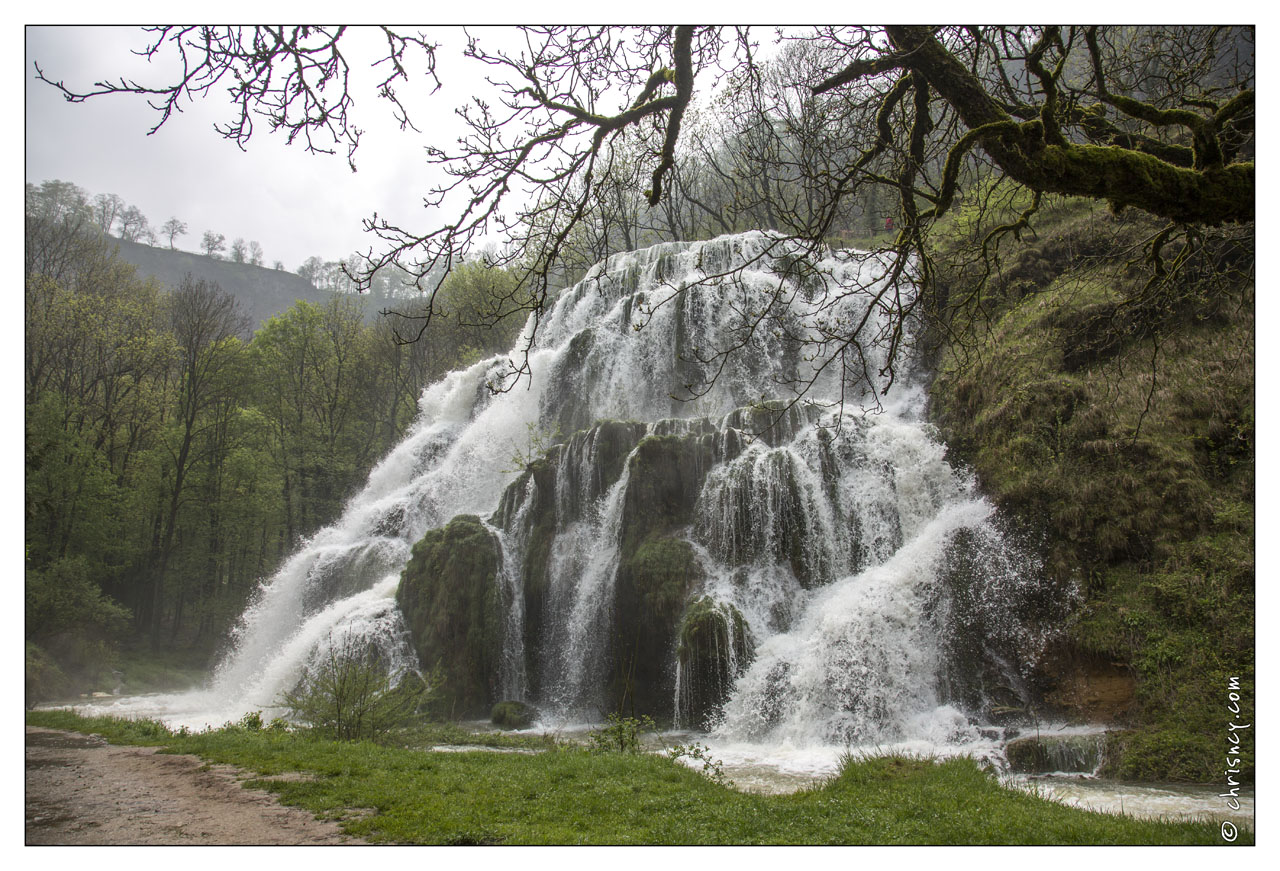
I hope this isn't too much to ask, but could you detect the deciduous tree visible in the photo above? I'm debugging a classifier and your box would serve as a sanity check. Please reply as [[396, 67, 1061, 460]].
[[201, 230, 226, 258], [92, 192, 125, 235], [118, 204, 150, 242], [160, 217, 188, 249], [35, 25, 1254, 400]]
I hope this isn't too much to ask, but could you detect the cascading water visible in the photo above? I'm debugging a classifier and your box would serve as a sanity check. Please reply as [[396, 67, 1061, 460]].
[[77, 231, 1064, 776]]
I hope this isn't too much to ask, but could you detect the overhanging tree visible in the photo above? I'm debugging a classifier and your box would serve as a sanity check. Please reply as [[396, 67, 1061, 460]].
[[36, 25, 1254, 399]]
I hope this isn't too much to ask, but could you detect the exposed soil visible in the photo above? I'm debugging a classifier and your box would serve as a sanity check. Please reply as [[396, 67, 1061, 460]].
[[25, 726, 368, 845], [1038, 644, 1137, 722]]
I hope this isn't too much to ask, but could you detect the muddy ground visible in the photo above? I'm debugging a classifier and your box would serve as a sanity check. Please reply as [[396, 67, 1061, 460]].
[[25, 726, 367, 845]]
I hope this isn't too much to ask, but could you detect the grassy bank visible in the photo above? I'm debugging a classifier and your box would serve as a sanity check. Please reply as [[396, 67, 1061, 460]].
[[927, 196, 1254, 781], [27, 710, 1243, 845]]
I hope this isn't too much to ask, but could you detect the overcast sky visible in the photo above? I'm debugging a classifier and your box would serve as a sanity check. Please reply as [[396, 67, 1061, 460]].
[[25, 25, 515, 271]]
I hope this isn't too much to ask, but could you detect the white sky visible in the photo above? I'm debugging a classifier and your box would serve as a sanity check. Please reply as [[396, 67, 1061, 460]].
[[25, 25, 511, 270]]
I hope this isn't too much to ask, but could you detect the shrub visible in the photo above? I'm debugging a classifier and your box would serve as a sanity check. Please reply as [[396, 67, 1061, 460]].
[[281, 634, 441, 741], [587, 713, 655, 753], [25, 641, 68, 707], [490, 700, 537, 729]]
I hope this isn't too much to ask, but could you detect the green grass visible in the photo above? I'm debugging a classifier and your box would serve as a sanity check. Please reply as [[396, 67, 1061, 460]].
[[27, 710, 1246, 845]]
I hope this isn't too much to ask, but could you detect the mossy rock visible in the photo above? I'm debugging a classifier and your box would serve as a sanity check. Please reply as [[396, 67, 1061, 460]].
[[490, 418, 648, 701], [490, 700, 537, 730], [723, 400, 819, 447], [1004, 734, 1105, 774], [396, 515, 503, 718], [676, 596, 754, 730], [551, 420, 648, 524], [611, 535, 705, 718], [620, 432, 716, 552]]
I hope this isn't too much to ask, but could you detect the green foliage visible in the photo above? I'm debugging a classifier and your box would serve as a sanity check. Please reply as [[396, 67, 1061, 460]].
[[25, 642, 69, 708], [502, 421, 561, 473], [25, 556, 131, 645], [667, 741, 731, 786], [928, 200, 1253, 780], [490, 701, 536, 730], [587, 713, 655, 753], [396, 515, 503, 717], [27, 710, 1245, 844], [25, 557, 131, 701], [280, 634, 441, 742]]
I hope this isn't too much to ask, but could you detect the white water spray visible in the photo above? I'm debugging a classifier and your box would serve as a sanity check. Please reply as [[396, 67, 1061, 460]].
[[77, 232, 1059, 768]]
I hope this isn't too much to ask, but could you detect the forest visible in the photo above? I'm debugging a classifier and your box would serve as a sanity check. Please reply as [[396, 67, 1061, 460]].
[[26, 23, 1252, 824], [25, 181, 526, 690]]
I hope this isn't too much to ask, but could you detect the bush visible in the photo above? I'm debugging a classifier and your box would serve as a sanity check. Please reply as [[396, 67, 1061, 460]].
[[25, 557, 130, 691], [25, 641, 68, 708], [587, 713, 655, 753], [490, 700, 537, 729], [281, 634, 441, 741]]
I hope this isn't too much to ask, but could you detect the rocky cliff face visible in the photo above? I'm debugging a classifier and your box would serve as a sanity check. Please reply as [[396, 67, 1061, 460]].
[[396, 399, 1058, 732]]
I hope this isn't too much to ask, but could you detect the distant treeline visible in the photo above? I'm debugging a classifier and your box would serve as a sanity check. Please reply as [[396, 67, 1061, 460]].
[[25, 178, 440, 298]]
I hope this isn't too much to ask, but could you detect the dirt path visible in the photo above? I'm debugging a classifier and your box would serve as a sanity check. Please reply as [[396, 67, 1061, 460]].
[[25, 726, 367, 845]]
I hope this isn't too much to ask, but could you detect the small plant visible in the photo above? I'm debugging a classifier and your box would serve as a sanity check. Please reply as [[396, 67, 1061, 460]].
[[587, 712, 655, 753], [281, 633, 441, 742], [667, 741, 731, 786], [238, 710, 264, 731], [503, 421, 561, 473]]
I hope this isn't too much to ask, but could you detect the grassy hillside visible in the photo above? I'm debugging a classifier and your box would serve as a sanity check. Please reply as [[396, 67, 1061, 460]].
[[112, 238, 414, 329], [926, 197, 1254, 781]]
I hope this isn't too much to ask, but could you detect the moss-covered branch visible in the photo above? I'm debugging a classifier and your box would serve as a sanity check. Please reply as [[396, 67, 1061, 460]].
[[877, 26, 1253, 226]]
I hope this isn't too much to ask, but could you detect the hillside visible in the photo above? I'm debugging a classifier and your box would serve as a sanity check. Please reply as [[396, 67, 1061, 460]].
[[111, 238, 366, 328], [927, 199, 1254, 781]]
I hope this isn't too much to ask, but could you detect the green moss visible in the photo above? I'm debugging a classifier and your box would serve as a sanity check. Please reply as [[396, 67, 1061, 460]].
[[1100, 724, 1251, 783], [611, 535, 704, 718], [928, 201, 1253, 781], [491, 700, 537, 730], [676, 596, 753, 729], [621, 433, 716, 551], [396, 515, 503, 718]]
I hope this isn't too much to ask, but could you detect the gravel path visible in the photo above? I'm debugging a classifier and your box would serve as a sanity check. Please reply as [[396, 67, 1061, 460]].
[[25, 726, 368, 845]]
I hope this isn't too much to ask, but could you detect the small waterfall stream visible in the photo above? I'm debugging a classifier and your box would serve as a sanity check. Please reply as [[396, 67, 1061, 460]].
[[76, 231, 1065, 773]]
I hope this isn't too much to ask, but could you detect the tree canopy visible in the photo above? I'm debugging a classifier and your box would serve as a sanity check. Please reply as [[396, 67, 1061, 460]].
[[37, 25, 1254, 397]]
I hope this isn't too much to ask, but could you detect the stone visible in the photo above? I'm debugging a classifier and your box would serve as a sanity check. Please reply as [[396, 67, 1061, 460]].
[[396, 515, 503, 718]]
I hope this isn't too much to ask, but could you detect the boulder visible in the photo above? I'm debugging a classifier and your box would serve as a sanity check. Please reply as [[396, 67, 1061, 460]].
[[396, 515, 504, 718], [676, 596, 754, 729], [1004, 733, 1106, 774], [491, 700, 537, 730]]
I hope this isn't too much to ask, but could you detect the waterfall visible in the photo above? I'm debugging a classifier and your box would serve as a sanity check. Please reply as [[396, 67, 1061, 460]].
[[77, 230, 1061, 751]]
